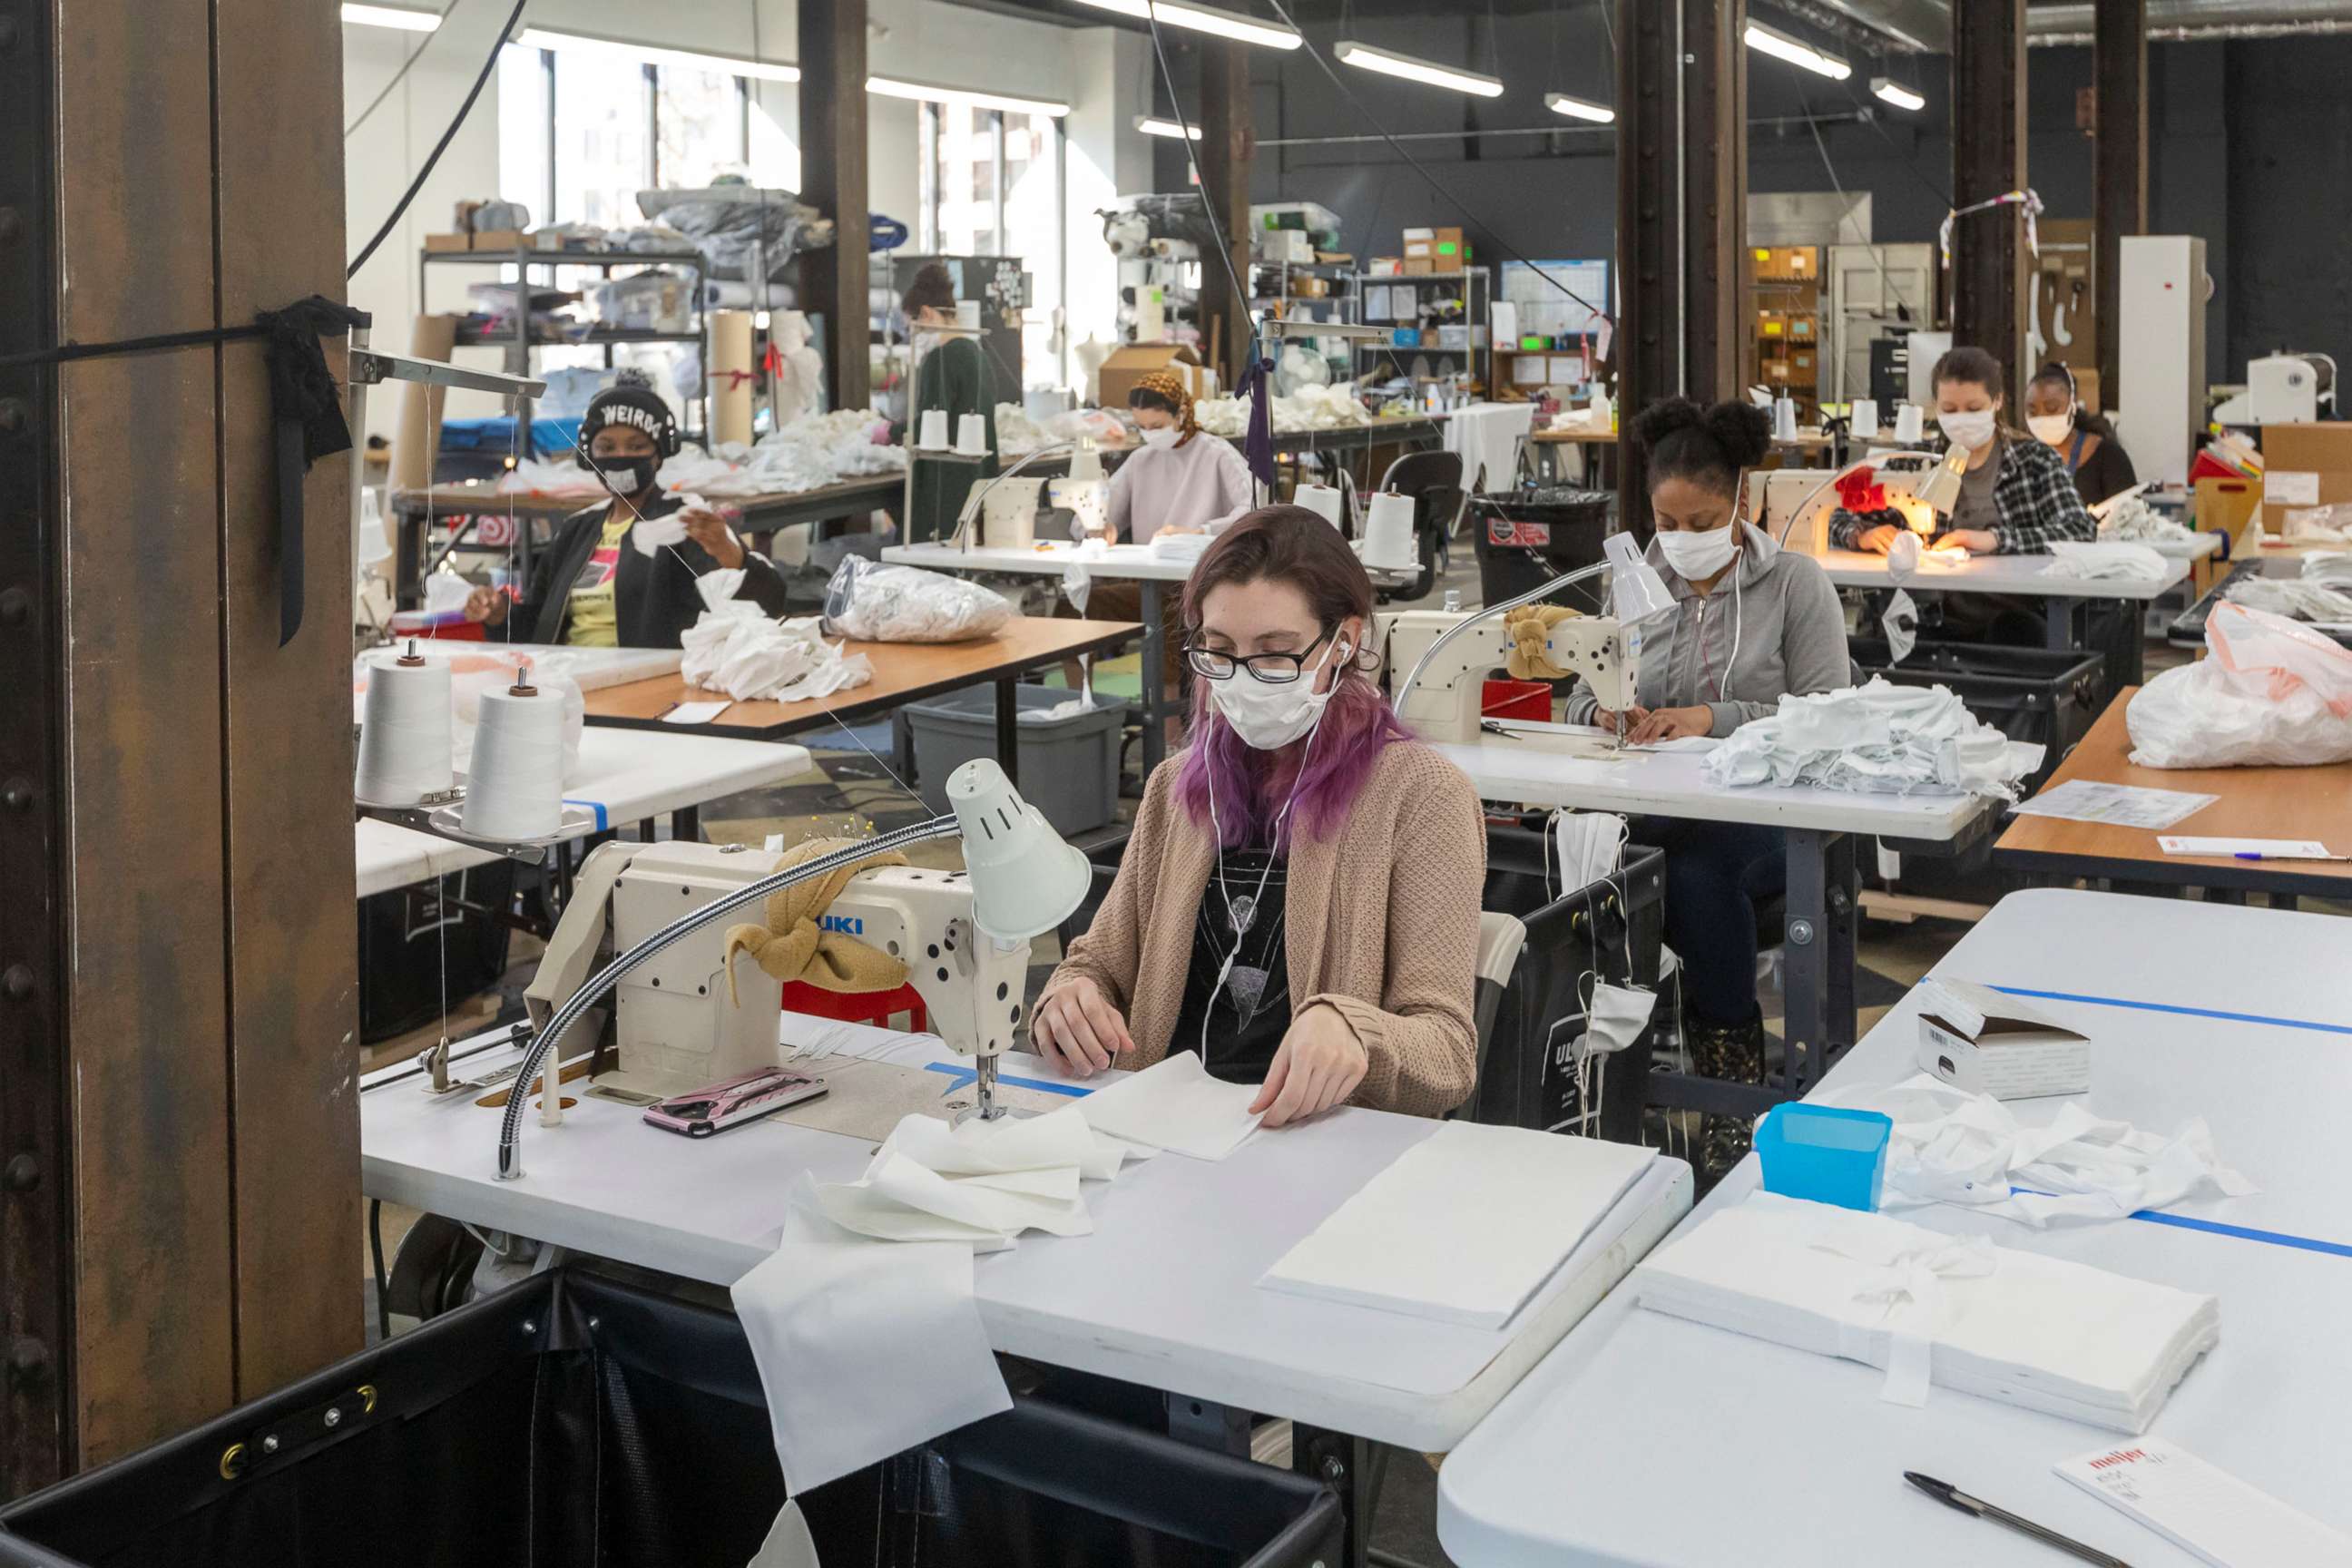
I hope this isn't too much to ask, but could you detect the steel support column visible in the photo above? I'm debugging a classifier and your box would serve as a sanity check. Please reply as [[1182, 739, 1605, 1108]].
[[1616, 0, 1746, 538], [799, 0, 871, 411], [2093, 0, 2148, 400], [1196, 39, 1254, 389], [1951, 0, 2030, 397]]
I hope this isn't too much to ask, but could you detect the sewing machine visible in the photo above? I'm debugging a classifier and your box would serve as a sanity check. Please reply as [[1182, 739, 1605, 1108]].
[[1752, 448, 1965, 556], [2211, 351, 2337, 426], [524, 840, 1034, 1107], [1377, 608, 1641, 744]]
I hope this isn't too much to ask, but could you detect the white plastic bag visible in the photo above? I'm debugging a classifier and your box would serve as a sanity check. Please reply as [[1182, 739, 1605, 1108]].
[[2126, 602, 2352, 768], [823, 557, 1012, 642]]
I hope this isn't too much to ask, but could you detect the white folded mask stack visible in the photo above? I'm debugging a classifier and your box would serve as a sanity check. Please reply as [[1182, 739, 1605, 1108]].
[[2302, 551, 2352, 588], [1148, 529, 1216, 563], [2095, 495, 2195, 545], [1635, 1192, 2220, 1432], [680, 604, 873, 702], [1703, 678, 2041, 799], [1817, 1073, 2257, 1227], [2039, 540, 2172, 583], [2224, 573, 2352, 624]]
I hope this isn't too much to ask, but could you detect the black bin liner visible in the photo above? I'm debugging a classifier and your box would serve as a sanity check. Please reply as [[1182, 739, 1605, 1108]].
[[1848, 637, 2104, 797], [0, 1269, 1340, 1568], [358, 859, 515, 1044], [1467, 826, 1665, 1142], [1469, 490, 1612, 612]]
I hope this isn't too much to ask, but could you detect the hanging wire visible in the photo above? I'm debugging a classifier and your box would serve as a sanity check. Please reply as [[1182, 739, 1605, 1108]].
[[345, 0, 465, 139]]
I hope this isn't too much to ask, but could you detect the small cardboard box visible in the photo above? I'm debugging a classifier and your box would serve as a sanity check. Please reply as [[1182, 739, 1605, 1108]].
[[1916, 978, 2091, 1100], [1367, 256, 1403, 277], [1096, 343, 1204, 408], [1401, 258, 1436, 276], [2194, 475, 2262, 541], [469, 229, 529, 252], [1433, 225, 1466, 263], [1404, 240, 1436, 260], [2259, 423, 2352, 533], [424, 232, 472, 253]]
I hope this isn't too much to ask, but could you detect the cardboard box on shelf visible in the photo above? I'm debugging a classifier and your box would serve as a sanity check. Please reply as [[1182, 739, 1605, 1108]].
[[1367, 256, 1403, 277], [2194, 475, 2261, 540], [2258, 423, 2352, 533], [1433, 226, 1467, 263], [1292, 276, 1330, 299], [1758, 310, 1787, 338], [1754, 245, 1816, 280], [469, 229, 528, 252], [1096, 343, 1205, 408], [1402, 258, 1436, 276], [424, 233, 472, 253]]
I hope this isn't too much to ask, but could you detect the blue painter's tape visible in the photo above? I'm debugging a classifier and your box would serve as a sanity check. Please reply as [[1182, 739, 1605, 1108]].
[[2008, 1186, 2352, 1259], [1988, 985, 2352, 1039], [563, 799, 611, 832], [924, 1061, 1090, 1098]]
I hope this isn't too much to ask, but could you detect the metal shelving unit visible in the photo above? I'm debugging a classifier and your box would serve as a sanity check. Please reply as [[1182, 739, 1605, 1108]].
[[1250, 258, 1357, 377], [419, 244, 713, 453], [1351, 265, 1493, 397]]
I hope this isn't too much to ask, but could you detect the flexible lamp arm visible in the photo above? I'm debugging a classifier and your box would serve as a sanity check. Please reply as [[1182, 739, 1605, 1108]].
[[495, 817, 962, 1180], [1776, 450, 1944, 544], [950, 440, 1079, 549], [1390, 556, 1615, 715]]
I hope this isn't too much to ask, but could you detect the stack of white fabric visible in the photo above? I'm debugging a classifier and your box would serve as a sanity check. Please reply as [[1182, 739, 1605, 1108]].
[[2039, 540, 2172, 582], [1816, 1074, 2256, 1227], [2303, 551, 2352, 588], [1149, 529, 1216, 564], [680, 599, 872, 702], [1636, 1192, 2220, 1432], [2225, 573, 2352, 624], [2094, 494, 2196, 546], [1703, 679, 2041, 799], [1195, 383, 1375, 438]]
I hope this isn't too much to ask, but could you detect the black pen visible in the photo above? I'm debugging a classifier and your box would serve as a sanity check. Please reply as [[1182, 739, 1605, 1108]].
[[1904, 1473, 2134, 1566]]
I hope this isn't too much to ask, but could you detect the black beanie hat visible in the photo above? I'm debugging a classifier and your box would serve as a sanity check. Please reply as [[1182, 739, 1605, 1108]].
[[581, 368, 677, 451]]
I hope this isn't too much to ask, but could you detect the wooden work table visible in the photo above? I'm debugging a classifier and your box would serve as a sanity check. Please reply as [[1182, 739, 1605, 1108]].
[[1994, 684, 2352, 902], [582, 615, 1139, 786]]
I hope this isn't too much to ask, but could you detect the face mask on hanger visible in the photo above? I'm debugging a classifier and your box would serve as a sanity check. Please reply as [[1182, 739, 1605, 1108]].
[[1208, 636, 1350, 750], [1656, 522, 1739, 583], [2026, 412, 2073, 446], [1938, 409, 1998, 452]]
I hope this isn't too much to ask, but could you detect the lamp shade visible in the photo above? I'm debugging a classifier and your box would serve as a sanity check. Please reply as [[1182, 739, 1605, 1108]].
[[946, 759, 1092, 941], [1603, 531, 1677, 625], [1915, 446, 1969, 516]]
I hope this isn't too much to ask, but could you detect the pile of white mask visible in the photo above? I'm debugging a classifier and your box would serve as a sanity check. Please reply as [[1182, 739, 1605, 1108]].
[[682, 576, 872, 702], [1702, 678, 2041, 799]]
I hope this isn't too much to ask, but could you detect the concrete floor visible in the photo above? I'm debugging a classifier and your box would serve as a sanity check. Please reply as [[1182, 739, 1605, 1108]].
[[356, 532, 2252, 1563]]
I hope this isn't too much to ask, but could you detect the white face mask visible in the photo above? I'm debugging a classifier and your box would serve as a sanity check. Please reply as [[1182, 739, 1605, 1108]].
[[1140, 426, 1181, 449], [1208, 636, 1350, 750], [1655, 522, 1739, 583], [1939, 408, 1998, 452], [2026, 411, 2073, 446]]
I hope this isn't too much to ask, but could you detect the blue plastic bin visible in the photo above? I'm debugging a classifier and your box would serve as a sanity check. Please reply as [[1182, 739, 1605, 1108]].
[[1755, 1103, 1892, 1211]]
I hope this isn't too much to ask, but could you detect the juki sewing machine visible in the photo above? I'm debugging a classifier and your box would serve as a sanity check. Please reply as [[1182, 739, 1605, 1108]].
[[1377, 607, 1642, 745]]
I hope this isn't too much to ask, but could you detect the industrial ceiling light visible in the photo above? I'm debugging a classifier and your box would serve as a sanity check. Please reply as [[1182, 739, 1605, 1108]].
[[514, 26, 802, 81], [1070, 0, 1302, 50], [867, 75, 1072, 117], [1871, 76, 1926, 113], [1544, 92, 1615, 124], [342, 3, 441, 30], [1335, 39, 1504, 98], [1134, 115, 1204, 139], [1743, 20, 1852, 80]]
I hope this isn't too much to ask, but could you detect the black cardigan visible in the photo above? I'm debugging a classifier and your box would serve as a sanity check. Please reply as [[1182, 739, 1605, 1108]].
[[2059, 414, 2138, 507], [497, 493, 793, 649]]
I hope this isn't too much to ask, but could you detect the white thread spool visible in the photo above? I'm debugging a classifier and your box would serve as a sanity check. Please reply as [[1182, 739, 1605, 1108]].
[[1359, 490, 1418, 572], [463, 672, 565, 840], [1850, 398, 1879, 439], [1773, 395, 1799, 440], [354, 643, 453, 807], [1294, 484, 1347, 529], [1896, 403, 1925, 443], [918, 408, 950, 450], [956, 412, 989, 456]]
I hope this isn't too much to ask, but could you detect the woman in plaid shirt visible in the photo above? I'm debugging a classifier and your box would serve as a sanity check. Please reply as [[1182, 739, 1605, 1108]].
[[1830, 346, 2096, 556]]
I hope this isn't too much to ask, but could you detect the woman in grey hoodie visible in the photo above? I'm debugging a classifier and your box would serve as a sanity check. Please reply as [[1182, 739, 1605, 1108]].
[[1563, 397, 1851, 1181]]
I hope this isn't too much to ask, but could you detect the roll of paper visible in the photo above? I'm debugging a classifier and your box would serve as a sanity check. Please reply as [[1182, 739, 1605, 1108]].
[[1294, 483, 1347, 529], [712, 310, 756, 448], [354, 652, 454, 807], [956, 413, 989, 456], [391, 313, 460, 495], [919, 408, 950, 450], [463, 683, 565, 840], [955, 300, 983, 330], [1896, 403, 1925, 443]]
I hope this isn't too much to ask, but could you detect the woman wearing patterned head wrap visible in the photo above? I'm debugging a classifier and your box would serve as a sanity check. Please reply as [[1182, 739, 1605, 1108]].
[[1106, 371, 1257, 544]]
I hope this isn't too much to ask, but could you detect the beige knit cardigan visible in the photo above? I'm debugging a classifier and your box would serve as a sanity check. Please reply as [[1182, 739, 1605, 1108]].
[[1048, 739, 1485, 1118]]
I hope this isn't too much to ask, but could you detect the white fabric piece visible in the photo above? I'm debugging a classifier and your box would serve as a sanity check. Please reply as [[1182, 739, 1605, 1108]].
[[2224, 573, 2352, 623], [1582, 982, 1657, 1057], [1260, 1122, 1655, 1329], [1883, 587, 1920, 664], [2097, 494, 2198, 545], [1443, 402, 1536, 492], [681, 609, 873, 703], [1816, 1073, 2257, 1227], [2127, 602, 2352, 769], [1635, 1192, 2220, 1432], [1149, 530, 1215, 563], [2039, 540, 2172, 583], [747, 1500, 821, 1568], [824, 559, 1014, 642], [730, 1208, 1012, 1494], [882, 1103, 1139, 1183], [1076, 1051, 1262, 1161], [630, 512, 690, 558], [2301, 550, 2352, 587], [1551, 809, 1627, 896], [1703, 678, 2039, 800]]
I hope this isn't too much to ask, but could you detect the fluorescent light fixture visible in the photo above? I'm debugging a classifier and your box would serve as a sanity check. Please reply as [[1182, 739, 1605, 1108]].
[[1135, 115, 1204, 140], [1871, 76, 1926, 112], [1335, 39, 1504, 98], [867, 76, 1071, 117], [514, 26, 801, 82], [1069, 0, 1301, 50], [1544, 92, 1615, 124], [342, 3, 441, 31], [1743, 20, 1851, 80]]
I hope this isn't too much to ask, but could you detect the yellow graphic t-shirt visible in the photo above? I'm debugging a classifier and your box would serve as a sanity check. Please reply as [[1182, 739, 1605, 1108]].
[[563, 514, 634, 646]]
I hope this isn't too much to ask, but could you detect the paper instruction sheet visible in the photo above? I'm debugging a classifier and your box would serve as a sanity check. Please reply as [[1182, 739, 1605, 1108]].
[[2055, 1438, 2352, 1567], [2012, 779, 2219, 831]]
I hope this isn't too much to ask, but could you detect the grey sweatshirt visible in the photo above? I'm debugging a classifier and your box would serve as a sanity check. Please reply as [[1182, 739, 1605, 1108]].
[[1563, 520, 1851, 737], [1107, 432, 1259, 544]]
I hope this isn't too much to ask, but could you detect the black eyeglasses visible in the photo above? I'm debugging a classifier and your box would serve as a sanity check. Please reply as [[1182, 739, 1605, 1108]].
[[1184, 628, 1337, 684]]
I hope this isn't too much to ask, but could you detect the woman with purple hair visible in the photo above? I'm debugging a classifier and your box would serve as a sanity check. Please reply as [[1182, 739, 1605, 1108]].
[[1033, 507, 1486, 1126]]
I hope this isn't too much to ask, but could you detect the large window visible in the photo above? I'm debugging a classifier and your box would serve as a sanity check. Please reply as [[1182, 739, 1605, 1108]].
[[657, 67, 748, 189], [554, 53, 652, 229], [920, 104, 1066, 388]]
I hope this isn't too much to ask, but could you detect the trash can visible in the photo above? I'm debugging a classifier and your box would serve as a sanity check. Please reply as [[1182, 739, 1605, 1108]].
[[902, 683, 1128, 837], [1469, 489, 1613, 611], [0, 1269, 1342, 1568], [358, 860, 516, 1044], [1466, 825, 1665, 1142], [1848, 638, 2104, 796]]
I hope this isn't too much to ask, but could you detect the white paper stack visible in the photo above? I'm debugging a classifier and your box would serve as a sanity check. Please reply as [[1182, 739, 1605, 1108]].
[[1075, 1052, 1262, 1161], [1259, 1122, 1656, 1328], [1635, 1193, 2219, 1432], [1149, 529, 1216, 563]]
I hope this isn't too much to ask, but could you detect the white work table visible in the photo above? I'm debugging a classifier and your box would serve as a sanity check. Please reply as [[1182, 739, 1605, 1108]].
[[1437, 733, 1995, 1107], [1439, 889, 2352, 1568], [361, 1032, 1692, 1453], [354, 729, 816, 898]]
